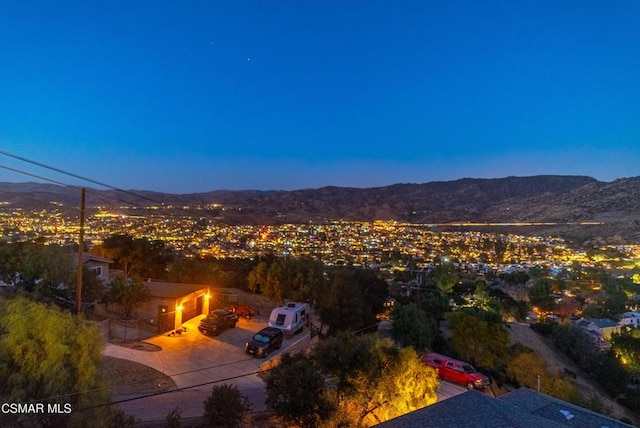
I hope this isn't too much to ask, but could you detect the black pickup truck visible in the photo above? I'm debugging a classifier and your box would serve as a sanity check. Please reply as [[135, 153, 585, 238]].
[[198, 309, 239, 336]]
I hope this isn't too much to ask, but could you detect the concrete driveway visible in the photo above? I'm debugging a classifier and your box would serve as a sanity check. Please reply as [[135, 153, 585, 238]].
[[103, 314, 312, 423]]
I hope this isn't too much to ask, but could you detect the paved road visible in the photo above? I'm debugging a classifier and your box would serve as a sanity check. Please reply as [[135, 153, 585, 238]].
[[104, 315, 474, 424], [103, 314, 312, 424], [436, 380, 470, 401]]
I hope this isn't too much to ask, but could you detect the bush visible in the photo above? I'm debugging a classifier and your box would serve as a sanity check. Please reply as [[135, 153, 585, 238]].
[[618, 388, 640, 415], [165, 406, 183, 428], [203, 384, 252, 428], [530, 322, 554, 336]]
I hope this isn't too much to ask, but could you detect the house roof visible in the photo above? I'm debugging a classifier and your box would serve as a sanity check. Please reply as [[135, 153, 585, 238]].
[[73, 252, 113, 264], [587, 318, 619, 329], [576, 319, 593, 328], [377, 388, 633, 428], [622, 312, 640, 319], [574, 318, 619, 329], [499, 388, 632, 428], [145, 281, 209, 299], [378, 390, 562, 428]]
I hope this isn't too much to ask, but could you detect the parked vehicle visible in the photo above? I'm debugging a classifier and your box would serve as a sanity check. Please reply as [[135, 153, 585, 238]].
[[268, 302, 309, 335], [198, 309, 239, 336], [245, 327, 284, 358], [422, 352, 490, 390], [229, 304, 256, 319]]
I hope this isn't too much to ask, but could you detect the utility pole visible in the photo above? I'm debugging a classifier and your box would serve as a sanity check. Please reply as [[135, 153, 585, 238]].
[[76, 187, 86, 314]]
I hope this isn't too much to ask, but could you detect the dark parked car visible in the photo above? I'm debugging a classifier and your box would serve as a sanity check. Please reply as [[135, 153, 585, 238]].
[[198, 309, 239, 336], [245, 327, 284, 358]]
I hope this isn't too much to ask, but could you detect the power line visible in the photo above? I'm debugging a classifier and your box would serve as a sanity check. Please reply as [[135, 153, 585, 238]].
[[0, 161, 159, 217], [76, 367, 270, 413], [13, 322, 380, 425], [12, 366, 273, 425], [0, 154, 219, 236], [29, 354, 259, 404], [0, 150, 164, 205], [24, 327, 324, 409], [0, 164, 80, 189]]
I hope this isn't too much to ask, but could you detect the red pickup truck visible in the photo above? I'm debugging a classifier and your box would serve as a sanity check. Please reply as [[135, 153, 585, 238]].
[[422, 352, 490, 390]]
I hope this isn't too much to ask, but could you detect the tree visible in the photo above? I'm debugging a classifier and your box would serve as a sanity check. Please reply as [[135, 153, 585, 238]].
[[96, 234, 173, 279], [391, 303, 437, 351], [612, 332, 640, 376], [432, 262, 457, 294], [314, 334, 439, 426], [500, 271, 530, 285], [506, 350, 585, 404], [416, 289, 451, 321], [77, 264, 105, 302], [165, 406, 183, 428], [0, 242, 24, 285], [247, 261, 268, 294], [21, 244, 75, 295], [167, 257, 220, 284], [202, 384, 252, 428], [246, 257, 326, 304], [528, 278, 555, 312], [581, 304, 604, 319], [265, 353, 333, 427], [447, 309, 509, 368], [0, 297, 109, 427], [603, 287, 628, 317], [102, 408, 138, 428], [528, 265, 550, 279], [317, 269, 369, 335], [551, 324, 596, 369], [94, 234, 136, 276], [594, 353, 631, 396], [554, 297, 581, 319], [107, 277, 151, 318], [506, 351, 549, 389], [264, 261, 284, 302]]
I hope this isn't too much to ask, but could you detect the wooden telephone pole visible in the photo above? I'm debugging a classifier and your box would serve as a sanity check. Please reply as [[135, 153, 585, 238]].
[[76, 187, 86, 314]]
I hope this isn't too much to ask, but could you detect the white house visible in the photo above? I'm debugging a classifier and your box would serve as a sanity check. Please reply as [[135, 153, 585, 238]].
[[619, 312, 640, 328], [80, 253, 113, 284]]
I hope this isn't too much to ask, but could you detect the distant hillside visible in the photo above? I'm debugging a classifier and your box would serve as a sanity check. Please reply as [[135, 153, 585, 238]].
[[2, 175, 639, 245]]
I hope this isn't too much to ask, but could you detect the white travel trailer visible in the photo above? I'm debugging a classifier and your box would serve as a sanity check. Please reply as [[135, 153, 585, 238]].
[[268, 302, 309, 336]]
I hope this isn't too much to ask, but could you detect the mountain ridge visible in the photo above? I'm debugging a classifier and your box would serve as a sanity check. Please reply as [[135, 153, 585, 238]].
[[2, 175, 639, 245]]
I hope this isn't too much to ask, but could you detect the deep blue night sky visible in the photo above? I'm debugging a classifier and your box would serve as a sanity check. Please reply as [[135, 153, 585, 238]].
[[1, 1, 639, 192]]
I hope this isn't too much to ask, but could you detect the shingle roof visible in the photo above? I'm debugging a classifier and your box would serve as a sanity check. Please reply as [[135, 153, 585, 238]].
[[588, 318, 618, 329], [377, 388, 633, 428], [499, 388, 632, 428], [377, 390, 564, 428]]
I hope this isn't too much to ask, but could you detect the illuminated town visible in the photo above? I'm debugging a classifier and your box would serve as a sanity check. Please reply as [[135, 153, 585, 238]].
[[2, 202, 639, 272], [4, 201, 640, 426]]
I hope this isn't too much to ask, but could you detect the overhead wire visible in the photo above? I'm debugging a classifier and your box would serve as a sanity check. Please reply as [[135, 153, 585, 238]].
[[0, 150, 162, 205], [27, 354, 259, 404], [0, 149, 222, 221], [0, 160, 156, 215], [0, 164, 80, 189], [21, 319, 375, 412], [0, 151, 391, 418], [0, 151, 204, 223], [58, 322, 380, 418], [0, 153, 221, 243]]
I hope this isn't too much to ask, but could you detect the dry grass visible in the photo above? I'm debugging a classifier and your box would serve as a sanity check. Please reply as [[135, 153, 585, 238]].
[[102, 356, 176, 396]]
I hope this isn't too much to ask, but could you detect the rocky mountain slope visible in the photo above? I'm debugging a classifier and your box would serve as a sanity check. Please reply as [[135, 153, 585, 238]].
[[2, 175, 639, 244]]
